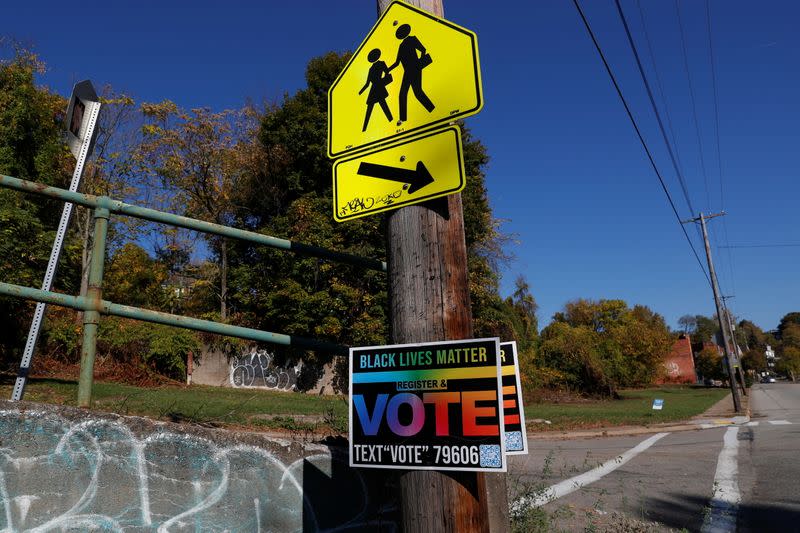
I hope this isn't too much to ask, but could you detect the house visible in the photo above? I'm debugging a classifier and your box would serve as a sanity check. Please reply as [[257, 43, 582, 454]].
[[765, 344, 777, 368]]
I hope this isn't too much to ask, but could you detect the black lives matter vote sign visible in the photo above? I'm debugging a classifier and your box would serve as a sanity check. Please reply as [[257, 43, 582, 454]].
[[349, 338, 506, 472]]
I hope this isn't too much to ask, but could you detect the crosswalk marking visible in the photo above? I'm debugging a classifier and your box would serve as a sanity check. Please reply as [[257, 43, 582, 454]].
[[512, 432, 670, 510], [701, 427, 740, 533], [700, 419, 793, 429]]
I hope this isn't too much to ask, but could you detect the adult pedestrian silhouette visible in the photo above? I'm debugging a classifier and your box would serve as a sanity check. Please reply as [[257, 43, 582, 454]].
[[387, 23, 435, 125], [359, 48, 394, 132]]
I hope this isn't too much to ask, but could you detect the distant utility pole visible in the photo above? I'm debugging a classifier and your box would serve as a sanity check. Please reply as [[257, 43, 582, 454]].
[[721, 295, 747, 396], [376, 1, 508, 531], [684, 212, 742, 413]]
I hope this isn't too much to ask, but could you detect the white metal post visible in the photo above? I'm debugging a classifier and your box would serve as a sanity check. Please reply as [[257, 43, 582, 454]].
[[11, 83, 100, 401]]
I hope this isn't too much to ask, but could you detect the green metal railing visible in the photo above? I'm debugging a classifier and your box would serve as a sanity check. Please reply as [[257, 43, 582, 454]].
[[0, 174, 386, 406]]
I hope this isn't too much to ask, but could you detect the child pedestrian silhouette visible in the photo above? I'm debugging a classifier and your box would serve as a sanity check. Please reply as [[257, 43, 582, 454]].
[[359, 48, 394, 132], [388, 23, 435, 124]]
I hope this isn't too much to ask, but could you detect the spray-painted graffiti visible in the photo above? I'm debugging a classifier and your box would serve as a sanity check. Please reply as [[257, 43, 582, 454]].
[[666, 361, 680, 377], [230, 349, 300, 391], [0, 407, 397, 531], [337, 189, 403, 218]]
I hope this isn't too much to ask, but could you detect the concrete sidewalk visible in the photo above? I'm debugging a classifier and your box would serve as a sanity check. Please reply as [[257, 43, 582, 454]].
[[528, 388, 751, 440], [690, 387, 751, 428]]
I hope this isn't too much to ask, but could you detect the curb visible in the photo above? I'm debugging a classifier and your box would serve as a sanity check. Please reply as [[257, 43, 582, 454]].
[[527, 391, 751, 440], [527, 416, 751, 441]]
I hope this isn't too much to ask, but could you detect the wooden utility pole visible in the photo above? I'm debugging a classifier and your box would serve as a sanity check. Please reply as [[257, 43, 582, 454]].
[[692, 212, 742, 413], [721, 296, 747, 396], [378, 2, 509, 531]]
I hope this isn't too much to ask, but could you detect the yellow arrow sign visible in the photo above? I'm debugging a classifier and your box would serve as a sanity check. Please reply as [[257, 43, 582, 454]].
[[333, 126, 465, 222], [328, 0, 482, 159]]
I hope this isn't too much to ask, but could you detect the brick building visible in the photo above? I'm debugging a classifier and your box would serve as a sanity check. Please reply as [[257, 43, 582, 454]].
[[657, 334, 698, 384]]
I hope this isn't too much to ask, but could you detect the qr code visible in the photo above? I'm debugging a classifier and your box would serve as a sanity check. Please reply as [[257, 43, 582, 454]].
[[505, 431, 524, 451], [479, 444, 502, 468]]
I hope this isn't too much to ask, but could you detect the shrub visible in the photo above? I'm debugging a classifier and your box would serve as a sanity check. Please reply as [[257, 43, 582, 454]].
[[43, 309, 82, 361], [43, 314, 199, 382]]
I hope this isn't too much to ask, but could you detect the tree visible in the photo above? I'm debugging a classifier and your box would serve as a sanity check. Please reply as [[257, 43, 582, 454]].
[[540, 299, 672, 396], [776, 346, 800, 382], [226, 52, 391, 389], [0, 46, 69, 187], [678, 314, 696, 335], [103, 243, 167, 309], [777, 312, 800, 348], [225, 52, 511, 392], [249, 53, 342, 218], [0, 45, 77, 367], [539, 321, 613, 397], [778, 312, 800, 335], [692, 315, 720, 344], [694, 345, 724, 381], [736, 319, 770, 352], [74, 88, 141, 306], [459, 124, 519, 343], [138, 101, 253, 320], [507, 275, 538, 349], [779, 318, 800, 348], [741, 348, 766, 373]]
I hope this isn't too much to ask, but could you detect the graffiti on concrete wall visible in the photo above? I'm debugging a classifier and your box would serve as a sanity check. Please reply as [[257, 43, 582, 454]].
[[0, 409, 397, 531], [229, 348, 300, 391]]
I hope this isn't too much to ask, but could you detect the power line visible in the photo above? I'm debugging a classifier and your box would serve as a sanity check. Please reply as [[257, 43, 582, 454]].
[[674, 0, 712, 212], [706, 0, 739, 300], [634, 2, 680, 161], [674, 0, 730, 295], [572, 0, 711, 287], [634, 0, 709, 257], [625, 0, 696, 220], [706, 0, 724, 212], [720, 244, 800, 249], [674, 0, 730, 301]]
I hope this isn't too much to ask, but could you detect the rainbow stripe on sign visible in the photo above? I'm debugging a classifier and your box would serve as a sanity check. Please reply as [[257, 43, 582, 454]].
[[353, 390, 500, 438], [352, 366, 498, 384]]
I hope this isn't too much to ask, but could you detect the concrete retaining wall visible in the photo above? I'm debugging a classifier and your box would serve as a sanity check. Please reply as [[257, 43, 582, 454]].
[[0, 401, 396, 531], [191, 346, 339, 395]]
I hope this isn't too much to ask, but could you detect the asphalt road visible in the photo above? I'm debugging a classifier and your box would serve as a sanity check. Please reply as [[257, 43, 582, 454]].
[[738, 383, 800, 532], [508, 382, 800, 532]]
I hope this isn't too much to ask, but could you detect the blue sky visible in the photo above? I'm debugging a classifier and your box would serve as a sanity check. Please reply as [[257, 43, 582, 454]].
[[4, 0, 798, 332]]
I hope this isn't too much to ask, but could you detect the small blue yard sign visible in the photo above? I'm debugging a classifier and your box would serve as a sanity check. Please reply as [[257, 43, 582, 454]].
[[652, 398, 664, 410]]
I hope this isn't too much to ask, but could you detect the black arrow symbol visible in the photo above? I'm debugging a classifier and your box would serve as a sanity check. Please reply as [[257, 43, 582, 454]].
[[357, 161, 435, 194]]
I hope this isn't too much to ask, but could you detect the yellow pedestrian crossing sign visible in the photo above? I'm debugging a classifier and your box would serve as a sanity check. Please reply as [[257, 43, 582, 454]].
[[327, 0, 482, 158], [333, 126, 465, 222]]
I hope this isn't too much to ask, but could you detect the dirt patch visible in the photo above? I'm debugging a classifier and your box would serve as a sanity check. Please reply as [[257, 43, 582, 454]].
[[250, 414, 325, 424], [31, 355, 183, 388], [525, 388, 607, 404]]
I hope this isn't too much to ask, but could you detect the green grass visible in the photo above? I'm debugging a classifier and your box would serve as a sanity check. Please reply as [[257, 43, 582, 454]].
[[524, 386, 730, 431], [1, 378, 348, 434], [3, 379, 728, 435]]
